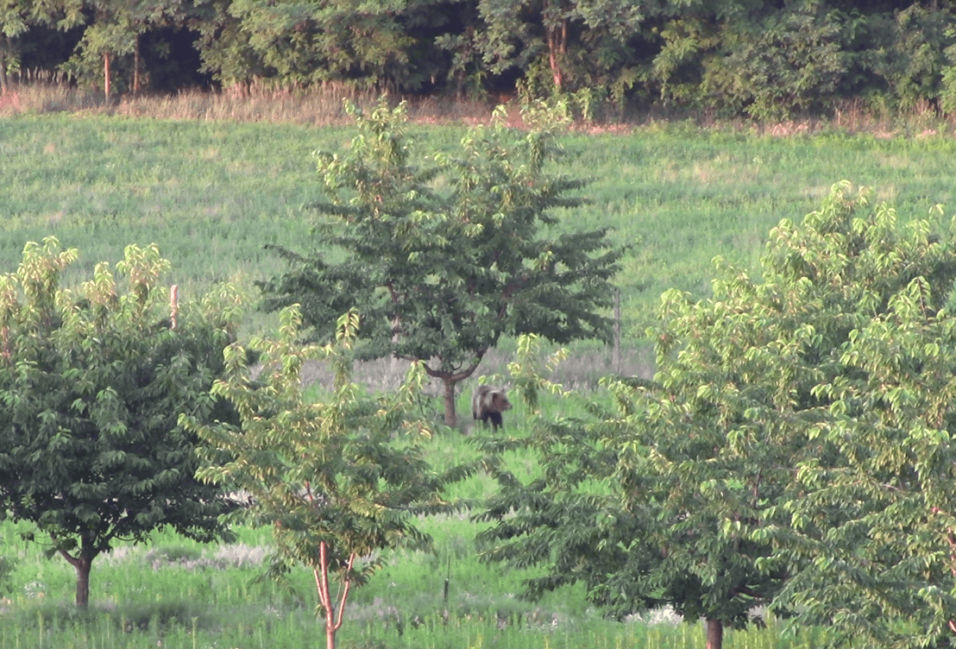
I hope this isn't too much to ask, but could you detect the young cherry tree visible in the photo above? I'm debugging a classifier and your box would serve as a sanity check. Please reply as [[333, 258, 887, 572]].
[[184, 306, 475, 649], [475, 331, 787, 649], [259, 99, 621, 426], [478, 183, 956, 649], [0, 238, 242, 608]]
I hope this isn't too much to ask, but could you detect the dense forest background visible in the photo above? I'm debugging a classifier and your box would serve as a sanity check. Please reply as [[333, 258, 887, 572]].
[[3, 0, 956, 119]]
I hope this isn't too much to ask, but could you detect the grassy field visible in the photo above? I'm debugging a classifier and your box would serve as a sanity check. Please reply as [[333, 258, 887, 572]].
[[4, 112, 956, 345], [3, 104, 956, 647], [0, 425, 829, 649]]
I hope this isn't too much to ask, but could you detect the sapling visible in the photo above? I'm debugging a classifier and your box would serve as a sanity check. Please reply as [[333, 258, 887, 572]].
[[185, 306, 475, 649]]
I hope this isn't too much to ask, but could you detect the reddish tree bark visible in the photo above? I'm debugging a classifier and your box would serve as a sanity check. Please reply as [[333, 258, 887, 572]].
[[103, 52, 111, 102], [314, 541, 355, 649]]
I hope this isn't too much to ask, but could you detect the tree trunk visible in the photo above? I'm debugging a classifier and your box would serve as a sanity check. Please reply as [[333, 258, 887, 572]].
[[544, 6, 567, 91], [443, 378, 457, 427], [0, 37, 8, 95], [613, 288, 621, 374], [314, 542, 354, 649], [705, 618, 723, 649], [69, 556, 92, 609], [103, 52, 111, 102], [59, 545, 95, 609], [133, 35, 140, 95], [326, 615, 336, 649]]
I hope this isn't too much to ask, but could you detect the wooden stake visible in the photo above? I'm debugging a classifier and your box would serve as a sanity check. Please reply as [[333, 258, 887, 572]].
[[170, 285, 179, 330], [613, 288, 621, 374]]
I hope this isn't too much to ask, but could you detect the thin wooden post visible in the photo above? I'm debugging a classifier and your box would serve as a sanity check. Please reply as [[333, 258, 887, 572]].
[[170, 285, 179, 330], [613, 288, 621, 374], [103, 52, 111, 102]]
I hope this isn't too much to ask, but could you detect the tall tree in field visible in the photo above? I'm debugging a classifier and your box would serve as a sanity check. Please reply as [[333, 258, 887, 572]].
[[64, 0, 135, 99], [631, 185, 956, 648], [756, 188, 956, 648], [478, 182, 956, 649], [475, 332, 789, 649], [64, 0, 189, 98], [184, 306, 475, 649], [259, 99, 622, 426], [0, 238, 242, 609]]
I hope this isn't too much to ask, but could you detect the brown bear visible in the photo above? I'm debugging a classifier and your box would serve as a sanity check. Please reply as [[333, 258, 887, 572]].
[[471, 385, 513, 431]]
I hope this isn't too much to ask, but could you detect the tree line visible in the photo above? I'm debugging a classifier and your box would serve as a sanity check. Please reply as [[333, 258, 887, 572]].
[[4, 0, 956, 118]]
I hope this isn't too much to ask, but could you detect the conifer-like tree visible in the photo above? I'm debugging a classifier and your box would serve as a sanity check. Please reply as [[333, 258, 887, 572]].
[[259, 99, 622, 426]]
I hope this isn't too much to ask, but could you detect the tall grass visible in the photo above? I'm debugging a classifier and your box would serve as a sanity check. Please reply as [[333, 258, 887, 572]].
[[0, 83, 505, 126]]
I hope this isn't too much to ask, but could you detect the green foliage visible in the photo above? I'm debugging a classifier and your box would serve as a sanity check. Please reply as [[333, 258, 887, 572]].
[[0, 515, 832, 649], [456, 0, 649, 115], [184, 305, 477, 647], [702, 3, 849, 119], [58, 0, 193, 95], [0, 237, 243, 608], [476, 333, 783, 647], [193, 0, 459, 91], [477, 183, 956, 648], [639, 182, 956, 648], [259, 98, 622, 425], [0, 553, 15, 597], [749, 187, 956, 648], [11, 0, 956, 115], [0, 0, 83, 92], [863, 5, 955, 113], [474, 335, 633, 606]]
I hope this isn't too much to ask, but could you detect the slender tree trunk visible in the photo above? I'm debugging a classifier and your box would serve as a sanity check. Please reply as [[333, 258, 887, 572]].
[[0, 37, 8, 95], [443, 378, 457, 427], [103, 52, 111, 102], [705, 618, 723, 649], [389, 316, 403, 376], [75, 557, 92, 608], [314, 542, 354, 649], [544, 2, 567, 91], [422, 360, 482, 429], [133, 35, 140, 95], [613, 288, 621, 374]]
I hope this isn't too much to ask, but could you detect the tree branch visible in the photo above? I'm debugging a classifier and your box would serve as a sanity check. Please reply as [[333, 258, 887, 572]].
[[730, 585, 765, 600], [316, 541, 331, 613], [332, 553, 356, 632]]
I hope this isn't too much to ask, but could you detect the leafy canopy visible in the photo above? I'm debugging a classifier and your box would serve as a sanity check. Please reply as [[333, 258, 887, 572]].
[[0, 237, 243, 608], [632, 183, 956, 648], [259, 98, 622, 425], [184, 305, 477, 649], [477, 183, 956, 649]]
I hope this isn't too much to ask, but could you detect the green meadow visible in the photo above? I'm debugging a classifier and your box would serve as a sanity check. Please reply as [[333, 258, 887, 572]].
[[3, 111, 956, 647], [4, 114, 956, 341], [0, 428, 829, 649]]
